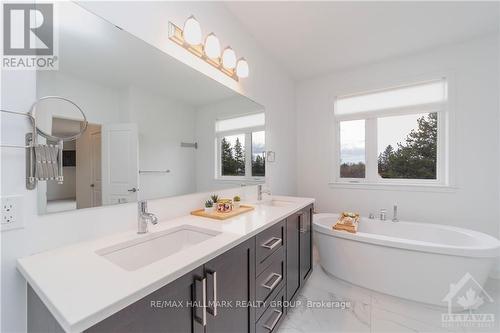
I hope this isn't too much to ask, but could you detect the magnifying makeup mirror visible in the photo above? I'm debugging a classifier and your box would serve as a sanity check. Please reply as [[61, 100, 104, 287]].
[[29, 96, 88, 142]]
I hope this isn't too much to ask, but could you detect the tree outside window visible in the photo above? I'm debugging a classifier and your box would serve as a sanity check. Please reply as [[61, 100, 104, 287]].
[[221, 135, 246, 176]]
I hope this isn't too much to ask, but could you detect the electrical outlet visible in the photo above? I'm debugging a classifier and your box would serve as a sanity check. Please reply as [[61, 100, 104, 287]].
[[1, 196, 24, 232]]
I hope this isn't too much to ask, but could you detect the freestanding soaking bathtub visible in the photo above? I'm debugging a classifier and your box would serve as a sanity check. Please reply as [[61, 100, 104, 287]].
[[314, 213, 500, 307]]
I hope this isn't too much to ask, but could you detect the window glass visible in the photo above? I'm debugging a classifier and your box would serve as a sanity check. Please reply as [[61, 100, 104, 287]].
[[378, 113, 437, 179], [340, 120, 365, 178], [251, 131, 265, 177], [220, 134, 245, 176]]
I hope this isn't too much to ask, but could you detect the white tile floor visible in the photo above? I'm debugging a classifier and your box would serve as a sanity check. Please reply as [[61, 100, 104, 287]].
[[278, 257, 500, 333]]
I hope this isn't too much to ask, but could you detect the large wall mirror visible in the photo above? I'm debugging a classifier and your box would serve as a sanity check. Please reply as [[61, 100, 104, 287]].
[[36, 3, 265, 214]]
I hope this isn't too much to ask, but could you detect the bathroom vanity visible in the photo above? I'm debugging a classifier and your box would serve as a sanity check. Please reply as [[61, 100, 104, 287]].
[[19, 197, 314, 333]]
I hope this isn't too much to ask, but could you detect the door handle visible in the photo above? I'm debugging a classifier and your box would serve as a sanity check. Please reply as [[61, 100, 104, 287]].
[[127, 187, 138, 192], [263, 310, 283, 331], [193, 277, 207, 326], [261, 237, 282, 250], [90, 184, 94, 188], [298, 212, 306, 233], [206, 270, 217, 317], [262, 273, 282, 290]]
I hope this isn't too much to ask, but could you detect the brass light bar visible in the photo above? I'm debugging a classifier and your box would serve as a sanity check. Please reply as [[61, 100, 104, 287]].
[[168, 22, 238, 81]]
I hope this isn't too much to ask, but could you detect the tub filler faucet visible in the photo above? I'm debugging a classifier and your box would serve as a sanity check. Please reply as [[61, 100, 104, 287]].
[[392, 205, 399, 222], [138, 200, 158, 234], [379, 209, 387, 221]]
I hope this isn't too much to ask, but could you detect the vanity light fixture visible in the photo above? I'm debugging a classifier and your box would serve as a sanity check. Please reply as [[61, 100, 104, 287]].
[[204, 33, 221, 59], [222, 47, 236, 69], [236, 58, 249, 78], [168, 17, 249, 81], [182, 15, 202, 45]]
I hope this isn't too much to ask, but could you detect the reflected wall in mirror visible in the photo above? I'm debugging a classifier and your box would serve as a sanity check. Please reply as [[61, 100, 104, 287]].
[[37, 3, 265, 214]]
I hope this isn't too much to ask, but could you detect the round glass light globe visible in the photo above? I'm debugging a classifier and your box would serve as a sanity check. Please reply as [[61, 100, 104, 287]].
[[183, 16, 201, 45], [204, 33, 221, 59], [236, 58, 249, 78], [222, 47, 236, 69]]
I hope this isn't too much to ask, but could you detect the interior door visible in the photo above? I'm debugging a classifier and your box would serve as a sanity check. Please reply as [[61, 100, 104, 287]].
[[102, 123, 139, 205], [90, 127, 102, 207], [76, 123, 101, 209]]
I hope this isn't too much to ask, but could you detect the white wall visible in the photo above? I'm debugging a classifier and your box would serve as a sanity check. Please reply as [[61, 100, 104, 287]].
[[46, 142, 76, 201], [46, 169, 76, 200], [37, 71, 123, 126], [296, 35, 499, 237], [0, 2, 296, 332], [127, 86, 197, 200]]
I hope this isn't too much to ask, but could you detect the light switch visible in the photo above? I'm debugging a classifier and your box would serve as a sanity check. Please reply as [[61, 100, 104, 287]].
[[266, 151, 276, 163]]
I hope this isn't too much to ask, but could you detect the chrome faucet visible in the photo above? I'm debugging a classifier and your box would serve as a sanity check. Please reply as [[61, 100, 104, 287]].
[[392, 205, 399, 222], [137, 200, 158, 234], [257, 184, 271, 201], [379, 209, 387, 221]]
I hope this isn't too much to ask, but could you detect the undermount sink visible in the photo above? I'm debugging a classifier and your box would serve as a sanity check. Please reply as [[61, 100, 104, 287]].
[[96, 225, 221, 271], [259, 199, 293, 207]]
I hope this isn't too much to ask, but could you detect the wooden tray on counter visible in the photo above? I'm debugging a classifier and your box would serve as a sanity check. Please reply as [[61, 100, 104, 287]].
[[191, 205, 254, 220]]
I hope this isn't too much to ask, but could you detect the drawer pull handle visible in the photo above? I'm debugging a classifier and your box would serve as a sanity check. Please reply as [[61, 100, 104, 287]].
[[194, 277, 207, 326], [298, 214, 306, 233], [206, 270, 217, 317], [262, 273, 282, 290], [263, 310, 283, 331], [261, 237, 282, 250]]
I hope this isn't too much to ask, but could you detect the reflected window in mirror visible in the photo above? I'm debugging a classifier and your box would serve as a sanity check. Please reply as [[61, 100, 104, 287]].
[[251, 131, 265, 177], [216, 113, 265, 180]]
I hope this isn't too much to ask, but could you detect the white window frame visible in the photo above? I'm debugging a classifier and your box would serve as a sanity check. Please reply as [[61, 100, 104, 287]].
[[332, 78, 450, 188], [215, 122, 265, 182]]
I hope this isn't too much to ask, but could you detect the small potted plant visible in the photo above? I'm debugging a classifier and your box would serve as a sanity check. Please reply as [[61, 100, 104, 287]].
[[233, 195, 241, 208], [204, 200, 214, 212], [210, 194, 219, 204]]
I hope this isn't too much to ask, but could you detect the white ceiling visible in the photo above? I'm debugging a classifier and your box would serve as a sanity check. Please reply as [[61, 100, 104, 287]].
[[225, 1, 500, 80]]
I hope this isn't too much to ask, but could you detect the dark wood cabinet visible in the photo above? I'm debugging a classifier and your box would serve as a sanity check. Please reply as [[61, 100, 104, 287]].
[[87, 240, 256, 333], [27, 203, 313, 333], [286, 204, 313, 302], [299, 205, 313, 282], [205, 238, 255, 333], [285, 212, 300, 302], [85, 266, 205, 333]]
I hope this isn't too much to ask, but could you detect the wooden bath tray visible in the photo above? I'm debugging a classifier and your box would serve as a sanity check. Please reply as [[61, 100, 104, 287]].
[[191, 205, 254, 220]]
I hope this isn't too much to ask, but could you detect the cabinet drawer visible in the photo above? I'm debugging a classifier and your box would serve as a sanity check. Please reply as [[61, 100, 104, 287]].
[[256, 220, 285, 266], [256, 247, 284, 303], [256, 287, 286, 333], [255, 249, 285, 319]]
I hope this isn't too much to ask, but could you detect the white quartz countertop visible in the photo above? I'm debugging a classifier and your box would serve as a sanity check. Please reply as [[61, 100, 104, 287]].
[[17, 196, 314, 333]]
